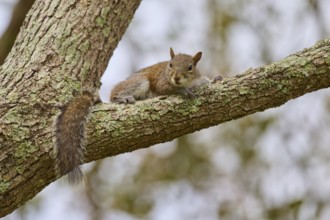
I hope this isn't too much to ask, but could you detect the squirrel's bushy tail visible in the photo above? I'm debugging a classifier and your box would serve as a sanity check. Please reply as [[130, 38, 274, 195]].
[[55, 91, 95, 184]]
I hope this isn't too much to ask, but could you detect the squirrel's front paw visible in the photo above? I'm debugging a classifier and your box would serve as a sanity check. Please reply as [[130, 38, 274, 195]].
[[113, 96, 136, 104], [211, 74, 223, 84], [185, 88, 195, 99]]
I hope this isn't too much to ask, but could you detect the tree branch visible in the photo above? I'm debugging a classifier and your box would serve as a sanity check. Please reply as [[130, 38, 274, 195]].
[[0, 0, 329, 217], [84, 39, 330, 162]]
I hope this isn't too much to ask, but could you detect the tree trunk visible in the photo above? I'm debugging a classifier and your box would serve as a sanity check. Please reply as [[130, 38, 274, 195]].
[[0, 0, 329, 217], [0, 0, 142, 216]]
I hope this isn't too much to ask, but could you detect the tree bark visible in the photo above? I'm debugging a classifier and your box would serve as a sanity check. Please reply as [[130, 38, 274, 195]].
[[0, 0, 329, 217]]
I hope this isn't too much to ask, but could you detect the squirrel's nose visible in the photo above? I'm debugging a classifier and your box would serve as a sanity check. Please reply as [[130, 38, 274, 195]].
[[174, 77, 180, 84]]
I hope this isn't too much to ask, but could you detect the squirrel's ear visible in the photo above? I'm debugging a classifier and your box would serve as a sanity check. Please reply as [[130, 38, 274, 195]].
[[170, 47, 175, 59], [193, 52, 202, 65]]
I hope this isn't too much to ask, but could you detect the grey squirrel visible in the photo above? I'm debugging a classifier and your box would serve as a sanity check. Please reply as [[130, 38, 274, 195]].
[[55, 48, 222, 183], [110, 47, 216, 103]]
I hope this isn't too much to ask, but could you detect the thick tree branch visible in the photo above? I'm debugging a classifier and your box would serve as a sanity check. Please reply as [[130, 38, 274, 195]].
[[84, 39, 330, 162], [0, 0, 329, 217]]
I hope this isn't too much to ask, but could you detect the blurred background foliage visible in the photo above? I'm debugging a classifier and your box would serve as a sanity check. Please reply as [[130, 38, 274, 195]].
[[1, 0, 330, 219]]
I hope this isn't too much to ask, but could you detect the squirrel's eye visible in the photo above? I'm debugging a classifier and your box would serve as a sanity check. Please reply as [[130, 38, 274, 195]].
[[169, 63, 173, 68], [188, 64, 193, 71]]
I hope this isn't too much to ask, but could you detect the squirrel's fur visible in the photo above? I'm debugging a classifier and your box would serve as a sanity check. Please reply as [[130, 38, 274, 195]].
[[55, 90, 94, 184]]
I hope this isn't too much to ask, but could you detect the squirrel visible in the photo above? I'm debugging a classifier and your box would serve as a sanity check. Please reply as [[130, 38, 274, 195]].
[[110, 47, 220, 104], [55, 47, 222, 184]]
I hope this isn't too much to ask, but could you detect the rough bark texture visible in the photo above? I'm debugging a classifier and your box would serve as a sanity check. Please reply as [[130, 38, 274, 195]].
[[0, 0, 142, 216], [0, 0, 329, 217]]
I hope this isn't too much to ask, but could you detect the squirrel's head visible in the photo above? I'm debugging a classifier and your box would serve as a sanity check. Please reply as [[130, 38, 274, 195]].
[[167, 47, 202, 87]]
